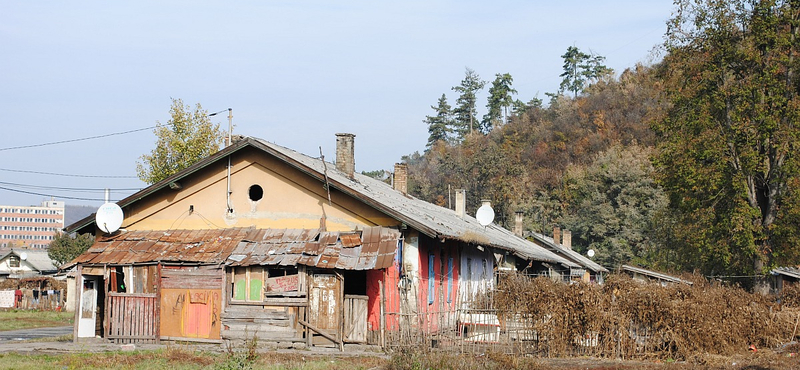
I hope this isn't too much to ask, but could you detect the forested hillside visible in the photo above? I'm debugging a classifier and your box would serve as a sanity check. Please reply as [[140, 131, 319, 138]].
[[404, 64, 665, 269], [399, 0, 800, 278]]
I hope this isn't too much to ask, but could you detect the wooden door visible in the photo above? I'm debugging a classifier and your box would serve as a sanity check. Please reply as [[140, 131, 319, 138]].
[[308, 273, 341, 344], [343, 295, 368, 343]]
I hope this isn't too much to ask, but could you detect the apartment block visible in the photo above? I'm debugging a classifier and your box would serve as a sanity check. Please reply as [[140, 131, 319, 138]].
[[0, 200, 65, 249]]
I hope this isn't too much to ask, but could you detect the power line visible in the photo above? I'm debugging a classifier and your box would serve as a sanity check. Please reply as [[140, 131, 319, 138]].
[[0, 167, 138, 179], [0, 186, 124, 202], [0, 181, 141, 193], [0, 125, 158, 152]]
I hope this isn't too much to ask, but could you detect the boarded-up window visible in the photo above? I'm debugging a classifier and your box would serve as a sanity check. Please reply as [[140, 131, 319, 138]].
[[248, 267, 263, 301], [231, 266, 264, 302], [132, 265, 157, 294]]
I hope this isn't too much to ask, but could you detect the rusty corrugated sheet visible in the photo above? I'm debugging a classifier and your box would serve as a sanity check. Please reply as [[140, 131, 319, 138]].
[[230, 226, 399, 270], [76, 228, 249, 266], [340, 233, 361, 248], [76, 226, 401, 271]]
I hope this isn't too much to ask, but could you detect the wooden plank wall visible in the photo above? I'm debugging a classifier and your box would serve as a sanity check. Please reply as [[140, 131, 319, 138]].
[[159, 265, 223, 341]]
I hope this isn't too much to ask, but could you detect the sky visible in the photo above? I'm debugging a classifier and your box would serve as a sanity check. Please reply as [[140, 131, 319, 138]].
[[0, 1, 675, 208]]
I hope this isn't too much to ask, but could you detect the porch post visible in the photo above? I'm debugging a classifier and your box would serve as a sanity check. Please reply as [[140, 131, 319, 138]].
[[72, 265, 82, 343]]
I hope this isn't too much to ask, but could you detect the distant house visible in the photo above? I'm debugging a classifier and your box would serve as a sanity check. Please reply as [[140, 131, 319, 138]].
[[620, 265, 692, 286], [771, 267, 800, 294], [523, 226, 608, 283], [0, 248, 57, 279], [65, 134, 598, 347]]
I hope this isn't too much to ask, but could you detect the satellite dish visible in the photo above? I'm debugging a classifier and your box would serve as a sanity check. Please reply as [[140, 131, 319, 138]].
[[19, 252, 27, 261], [587, 249, 596, 258], [475, 200, 495, 227], [96, 203, 124, 234]]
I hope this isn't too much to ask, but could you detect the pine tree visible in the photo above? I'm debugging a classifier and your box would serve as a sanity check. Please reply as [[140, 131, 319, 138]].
[[452, 68, 486, 139], [425, 94, 453, 149], [559, 46, 612, 96], [482, 73, 517, 132]]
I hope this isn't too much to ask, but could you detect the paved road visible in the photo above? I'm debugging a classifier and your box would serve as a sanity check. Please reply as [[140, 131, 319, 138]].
[[0, 325, 72, 342]]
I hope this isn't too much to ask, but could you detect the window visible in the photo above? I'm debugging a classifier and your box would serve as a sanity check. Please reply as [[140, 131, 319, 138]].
[[8, 255, 20, 268], [248, 185, 263, 202], [232, 266, 264, 302]]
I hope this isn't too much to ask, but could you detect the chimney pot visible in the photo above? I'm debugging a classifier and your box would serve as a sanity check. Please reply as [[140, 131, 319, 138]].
[[563, 229, 572, 250], [393, 163, 408, 194], [335, 133, 356, 178], [514, 211, 524, 237], [455, 189, 466, 218], [553, 227, 561, 246]]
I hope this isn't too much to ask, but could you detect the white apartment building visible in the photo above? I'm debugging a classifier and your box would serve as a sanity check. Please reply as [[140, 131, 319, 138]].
[[0, 200, 65, 249]]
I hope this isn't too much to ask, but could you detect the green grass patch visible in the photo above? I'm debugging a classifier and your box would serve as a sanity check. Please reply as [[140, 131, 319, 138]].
[[0, 309, 73, 332], [0, 350, 388, 370]]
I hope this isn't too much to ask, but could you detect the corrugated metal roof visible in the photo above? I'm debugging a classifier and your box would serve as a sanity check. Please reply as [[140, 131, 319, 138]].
[[250, 138, 579, 268], [227, 226, 399, 270], [621, 265, 692, 285], [74, 226, 401, 271], [528, 232, 608, 273], [72, 228, 250, 266], [772, 266, 800, 280], [66, 136, 582, 269]]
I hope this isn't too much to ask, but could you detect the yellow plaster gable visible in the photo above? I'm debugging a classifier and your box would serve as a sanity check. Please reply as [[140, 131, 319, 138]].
[[120, 148, 399, 232]]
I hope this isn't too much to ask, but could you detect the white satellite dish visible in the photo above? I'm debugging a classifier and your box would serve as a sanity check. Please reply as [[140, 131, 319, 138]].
[[19, 252, 27, 261], [475, 200, 495, 227], [96, 203, 124, 234], [587, 249, 596, 258]]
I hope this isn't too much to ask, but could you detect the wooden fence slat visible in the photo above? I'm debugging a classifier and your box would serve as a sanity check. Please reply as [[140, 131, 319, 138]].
[[108, 294, 158, 343]]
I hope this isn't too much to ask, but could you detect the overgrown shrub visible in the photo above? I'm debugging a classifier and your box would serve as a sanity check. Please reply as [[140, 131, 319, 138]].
[[493, 273, 794, 360]]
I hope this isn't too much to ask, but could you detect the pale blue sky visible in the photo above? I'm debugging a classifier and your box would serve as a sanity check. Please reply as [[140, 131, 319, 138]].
[[1, 1, 674, 207]]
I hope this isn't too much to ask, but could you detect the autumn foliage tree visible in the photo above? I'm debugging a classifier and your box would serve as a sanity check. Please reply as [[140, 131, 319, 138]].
[[653, 0, 800, 276], [136, 98, 224, 184]]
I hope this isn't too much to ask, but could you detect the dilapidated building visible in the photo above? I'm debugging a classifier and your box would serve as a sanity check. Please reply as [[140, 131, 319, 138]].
[[66, 134, 599, 347]]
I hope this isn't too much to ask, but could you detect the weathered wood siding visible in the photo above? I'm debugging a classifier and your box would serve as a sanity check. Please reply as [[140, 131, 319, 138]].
[[343, 294, 367, 343], [221, 304, 302, 343]]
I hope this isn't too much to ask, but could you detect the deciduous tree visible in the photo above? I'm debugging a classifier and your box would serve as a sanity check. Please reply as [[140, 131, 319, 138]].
[[48, 232, 94, 266], [654, 0, 800, 276], [136, 98, 224, 184]]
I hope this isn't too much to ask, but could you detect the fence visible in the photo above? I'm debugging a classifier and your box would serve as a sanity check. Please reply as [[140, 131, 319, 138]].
[[0, 289, 64, 310], [378, 272, 795, 360], [106, 293, 159, 344]]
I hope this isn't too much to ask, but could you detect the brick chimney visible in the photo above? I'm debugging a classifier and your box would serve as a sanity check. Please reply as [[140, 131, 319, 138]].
[[553, 227, 561, 246], [455, 189, 466, 218], [393, 163, 407, 194], [335, 133, 355, 178], [563, 229, 572, 250], [514, 211, 524, 237]]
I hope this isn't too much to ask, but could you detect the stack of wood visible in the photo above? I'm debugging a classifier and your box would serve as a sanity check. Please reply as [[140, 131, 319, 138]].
[[221, 305, 303, 345]]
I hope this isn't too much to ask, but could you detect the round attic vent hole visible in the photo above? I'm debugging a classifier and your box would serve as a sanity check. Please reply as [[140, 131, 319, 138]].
[[248, 185, 263, 202]]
